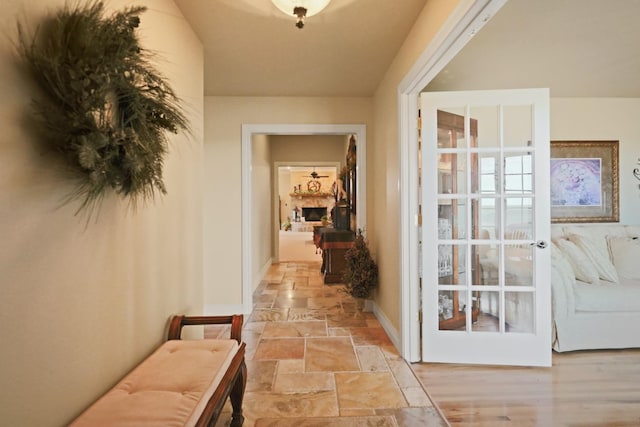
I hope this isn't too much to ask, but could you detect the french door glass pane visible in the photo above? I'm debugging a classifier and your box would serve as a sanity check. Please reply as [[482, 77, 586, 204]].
[[504, 244, 533, 287], [472, 197, 499, 239], [438, 199, 467, 240], [473, 290, 500, 332], [469, 106, 499, 148], [473, 244, 500, 286], [472, 152, 500, 194], [505, 292, 534, 333], [504, 152, 533, 194], [437, 107, 467, 148], [437, 244, 466, 285], [438, 153, 467, 194], [504, 197, 533, 232], [437, 290, 465, 332]]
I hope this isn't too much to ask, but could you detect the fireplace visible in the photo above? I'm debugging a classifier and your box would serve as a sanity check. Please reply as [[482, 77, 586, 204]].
[[301, 207, 327, 221]]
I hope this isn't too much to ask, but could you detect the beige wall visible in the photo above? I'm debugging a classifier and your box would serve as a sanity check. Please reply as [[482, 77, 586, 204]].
[[251, 134, 272, 286], [278, 168, 293, 225], [551, 98, 640, 223], [0, 1, 204, 425], [203, 97, 372, 309], [370, 0, 463, 332], [271, 135, 347, 165]]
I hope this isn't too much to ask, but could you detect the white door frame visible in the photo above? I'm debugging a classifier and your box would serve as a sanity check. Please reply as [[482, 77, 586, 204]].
[[241, 124, 367, 314], [398, 0, 508, 361]]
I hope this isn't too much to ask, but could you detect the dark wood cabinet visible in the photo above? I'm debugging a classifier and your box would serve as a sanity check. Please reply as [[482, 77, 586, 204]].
[[313, 228, 355, 284], [437, 110, 480, 330]]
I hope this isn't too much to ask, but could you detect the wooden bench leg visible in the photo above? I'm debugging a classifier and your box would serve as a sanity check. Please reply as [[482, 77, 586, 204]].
[[229, 360, 247, 427]]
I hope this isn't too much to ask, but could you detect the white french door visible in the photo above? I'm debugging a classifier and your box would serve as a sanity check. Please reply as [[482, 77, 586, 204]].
[[420, 88, 551, 366]]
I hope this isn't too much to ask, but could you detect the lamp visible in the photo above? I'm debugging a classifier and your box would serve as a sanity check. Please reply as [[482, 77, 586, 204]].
[[271, 0, 331, 29]]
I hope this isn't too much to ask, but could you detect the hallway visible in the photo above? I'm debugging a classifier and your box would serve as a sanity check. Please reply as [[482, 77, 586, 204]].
[[214, 261, 446, 426], [278, 231, 323, 262]]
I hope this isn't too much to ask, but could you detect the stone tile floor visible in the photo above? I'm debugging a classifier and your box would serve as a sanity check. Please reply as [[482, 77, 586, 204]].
[[213, 261, 447, 427]]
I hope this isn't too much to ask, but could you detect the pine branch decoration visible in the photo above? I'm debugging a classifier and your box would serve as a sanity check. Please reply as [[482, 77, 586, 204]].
[[342, 230, 378, 299], [17, 1, 189, 214]]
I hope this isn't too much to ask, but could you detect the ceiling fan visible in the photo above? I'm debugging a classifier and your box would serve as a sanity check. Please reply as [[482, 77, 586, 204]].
[[306, 169, 329, 179]]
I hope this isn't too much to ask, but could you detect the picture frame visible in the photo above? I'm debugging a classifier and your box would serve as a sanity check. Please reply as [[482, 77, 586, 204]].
[[550, 140, 619, 223]]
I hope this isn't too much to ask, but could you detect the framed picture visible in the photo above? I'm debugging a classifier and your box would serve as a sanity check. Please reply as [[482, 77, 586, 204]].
[[550, 140, 619, 223]]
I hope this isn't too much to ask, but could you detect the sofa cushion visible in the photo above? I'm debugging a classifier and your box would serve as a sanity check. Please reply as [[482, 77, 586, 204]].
[[563, 225, 628, 255], [555, 238, 600, 284], [608, 236, 640, 280], [567, 233, 619, 282], [574, 280, 640, 311], [551, 242, 575, 284]]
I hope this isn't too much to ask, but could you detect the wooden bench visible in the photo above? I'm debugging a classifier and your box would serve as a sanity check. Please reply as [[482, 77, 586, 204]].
[[71, 315, 247, 427]]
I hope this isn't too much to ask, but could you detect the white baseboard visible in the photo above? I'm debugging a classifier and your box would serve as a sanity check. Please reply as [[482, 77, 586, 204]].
[[253, 258, 273, 292], [372, 301, 401, 352]]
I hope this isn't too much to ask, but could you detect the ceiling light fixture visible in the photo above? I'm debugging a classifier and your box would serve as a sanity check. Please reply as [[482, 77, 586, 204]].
[[271, 0, 331, 29]]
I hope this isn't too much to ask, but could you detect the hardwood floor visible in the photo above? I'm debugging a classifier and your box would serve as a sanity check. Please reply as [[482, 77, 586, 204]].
[[411, 349, 640, 426]]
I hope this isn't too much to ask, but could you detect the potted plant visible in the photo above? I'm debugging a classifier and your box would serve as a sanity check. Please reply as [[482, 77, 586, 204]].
[[342, 229, 378, 302], [320, 215, 330, 226]]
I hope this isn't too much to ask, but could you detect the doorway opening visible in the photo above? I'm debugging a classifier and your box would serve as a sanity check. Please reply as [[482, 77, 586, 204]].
[[241, 124, 367, 314], [276, 164, 339, 263], [397, 0, 508, 361]]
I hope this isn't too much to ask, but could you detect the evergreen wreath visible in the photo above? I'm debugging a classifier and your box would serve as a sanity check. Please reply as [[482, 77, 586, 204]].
[[17, 1, 189, 213]]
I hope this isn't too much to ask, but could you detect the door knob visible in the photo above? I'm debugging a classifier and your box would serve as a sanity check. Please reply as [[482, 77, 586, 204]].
[[531, 240, 547, 249]]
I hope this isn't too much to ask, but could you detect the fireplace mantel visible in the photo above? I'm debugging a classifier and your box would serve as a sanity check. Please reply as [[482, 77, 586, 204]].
[[289, 192, 333, 198]]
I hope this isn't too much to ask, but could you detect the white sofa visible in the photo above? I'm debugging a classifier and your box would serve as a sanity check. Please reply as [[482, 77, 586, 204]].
[[550, 224, 640, 352]]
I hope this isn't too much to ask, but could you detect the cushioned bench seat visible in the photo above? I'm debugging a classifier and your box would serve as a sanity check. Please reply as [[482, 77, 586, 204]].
[[70, 315, 246, 427]]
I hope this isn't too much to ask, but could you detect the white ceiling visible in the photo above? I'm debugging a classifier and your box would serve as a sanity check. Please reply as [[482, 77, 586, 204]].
[[427, 0, 640, 97], [173, 0, 640, 98], [173, 0, 428, 96]]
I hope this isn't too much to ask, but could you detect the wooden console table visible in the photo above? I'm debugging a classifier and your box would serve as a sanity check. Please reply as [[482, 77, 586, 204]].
[[314, 228, 355, 284]]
